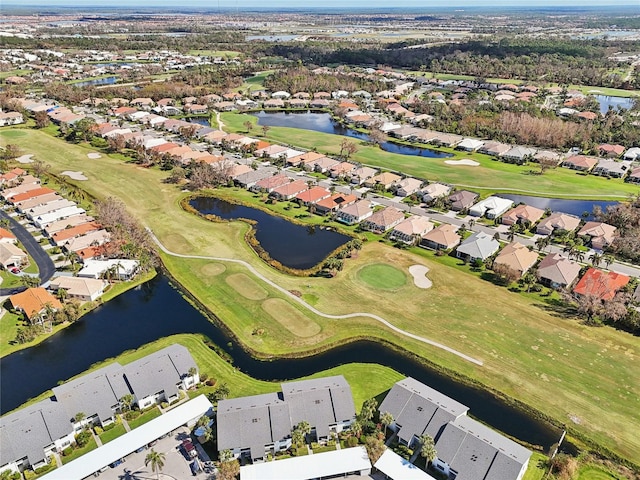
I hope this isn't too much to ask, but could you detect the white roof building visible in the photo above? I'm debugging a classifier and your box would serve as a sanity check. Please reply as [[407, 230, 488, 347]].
[[78, 259, 139, 280], [469, 196, 514, 219], [374, 449, 438, 480], [33, 206, 86, 228]]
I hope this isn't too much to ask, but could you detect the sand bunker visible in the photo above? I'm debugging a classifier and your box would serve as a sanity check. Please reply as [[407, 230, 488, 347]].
[[444, 159, 480, 167], [87, 152, 102, 159], [61, 171, 88, 181], [15, 154, 34, 164], [409, 265, 432, 289]]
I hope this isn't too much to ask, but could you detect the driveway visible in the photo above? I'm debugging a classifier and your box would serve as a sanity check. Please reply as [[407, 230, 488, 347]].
[[0, 210, 55, 295]]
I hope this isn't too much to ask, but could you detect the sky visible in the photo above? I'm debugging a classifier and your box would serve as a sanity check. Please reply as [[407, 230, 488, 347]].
[[3, 0, 639, 7]]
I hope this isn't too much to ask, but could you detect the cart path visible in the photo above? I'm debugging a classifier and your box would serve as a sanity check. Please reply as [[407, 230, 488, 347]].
[[148, 229, 484, 366]]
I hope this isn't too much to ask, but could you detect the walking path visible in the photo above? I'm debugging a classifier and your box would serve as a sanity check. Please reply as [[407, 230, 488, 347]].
[[148, 229, 484, 366]]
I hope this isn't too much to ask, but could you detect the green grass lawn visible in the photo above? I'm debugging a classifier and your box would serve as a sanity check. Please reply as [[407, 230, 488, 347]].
[[576, 464, 626, 480], [127, 407, 162, 430], [357, 264, 407, 290], [522, 452, 548, 480], [187, 49, 241, 57], [1, 127, 638, 465], [222, 112, 640, 199], [99, 423, 127, 444], [61, 437, 98, 465], [0, 69, 32, 80]]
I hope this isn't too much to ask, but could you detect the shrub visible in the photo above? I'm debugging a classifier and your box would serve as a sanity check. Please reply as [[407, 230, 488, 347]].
[[75, 431, 92, 447], [94, 426, 104, 435], [61, 447, 73, 456], [23, 470, 36, 480], [103, 423, 115, 431], [346, 436, 359, 447], [161, 402, 169, 409], [199, 373, 209, 382]]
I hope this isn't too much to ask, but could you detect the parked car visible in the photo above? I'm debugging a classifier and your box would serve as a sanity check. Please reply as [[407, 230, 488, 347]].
[[10, 267, 20, 274], [182, 439, 197, 459], [110, 459, 123, 468]]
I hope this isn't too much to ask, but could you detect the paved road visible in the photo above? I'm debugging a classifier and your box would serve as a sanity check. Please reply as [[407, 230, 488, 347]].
[[0, 210, 55, 295], [148, 228, 484, 366]]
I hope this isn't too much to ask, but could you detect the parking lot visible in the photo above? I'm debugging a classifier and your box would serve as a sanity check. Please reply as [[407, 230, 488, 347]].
[[92, 427, 210, 480]]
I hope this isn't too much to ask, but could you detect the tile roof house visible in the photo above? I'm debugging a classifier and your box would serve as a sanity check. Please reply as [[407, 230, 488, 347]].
[[65, 229, 110, 253], [623, 147, 640, 161], [501, 204, 545, 226], [536, 212, 581, 236], [217, 375, 355, 462], [536, 253, 581, 289], [295, 186, 331, 206], [469, 196, 514, 219], [364, 172, 401, 189], [502, 146, 537, 164], [562, 155, 598, 172], [456, 232, 500, 262], [269, 180, 308, 201], [456, 138, 485, 152], [0, 242, 27, 269], [420, 224, 461, 251], [9, 288, 63, 322], [0, 227, 17, 244], [597, 144, 625, 157], [421, 183, 452, 203], [350, 166, 378, 185], [335, 200, 373, 224], [43, 215, 95, 236], [627, 166, 640, 184], [478, 141, 511, 157], [287, 151, 326, 168], [394, 177, 423, 197], [251, 173, 291, 193], [592, 159, 632, 178], [329, 161, 356, 178], [315, 193, 357, 215], [389, 215, 434, 244], [492, 242, 539, 277], [573, 268, 630, 301], [48, 276, 107, 302], [577, 221, 617, 250], [447, 190, 478, 211], [361, 207, 405, 234]]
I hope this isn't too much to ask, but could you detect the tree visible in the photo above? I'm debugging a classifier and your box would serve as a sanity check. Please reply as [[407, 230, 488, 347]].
[[590, 252, 602, 267], [601, 293, 630, 324], [493, 232, 500, 242], [120, 394, 135, 412], [359, 398, 378, 423], [219, 449, 234, 463], [537, 156, 559, 175], [217, 458, 240, 480], [1, 144, 21, 161], [261, 124, 271, 137], [492, 263, 520, 285], [418, 434, 437, 465], [74, 412, 86, 427], [34, 110, 51, 129], [243, 120, 253, 133], [207, 382, 230, 403], [349, 419, 364, 438], [145, 449, 166, 480], [32, 159, 51, 178], [339, 139, 358, 160], [535, 236, 550, 252], [521, 271, 538, 293], [364, 435, 386, 464], [368, 127, 385, 147], [380, 411, 394, 437]]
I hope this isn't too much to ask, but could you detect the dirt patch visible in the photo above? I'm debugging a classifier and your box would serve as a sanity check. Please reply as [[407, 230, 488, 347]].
[[15, 154, 34, 164], [226, 273, 268, 300], [87, 152, 102, 159], [200, 263, 226, 277], [444, 159, 480, 167], [262, 298, 321, 337], [61, 171, 88, 181], [409, 264, 432, 289]]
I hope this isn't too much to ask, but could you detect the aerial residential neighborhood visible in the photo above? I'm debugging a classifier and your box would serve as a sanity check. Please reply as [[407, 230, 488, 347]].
[[0, 2, 639, 480]]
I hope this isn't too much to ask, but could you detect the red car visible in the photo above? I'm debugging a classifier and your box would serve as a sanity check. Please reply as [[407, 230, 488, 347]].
[[182, 439, 197, 459], [10, 267, 20, 274]]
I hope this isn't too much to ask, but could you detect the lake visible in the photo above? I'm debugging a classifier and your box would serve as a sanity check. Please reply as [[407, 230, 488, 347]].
[[0, 275, 564, 451], [73, 76, 118, 87], [252, 111, 453, 159], [594, 95, 635, 115], [497, 194, 618, 219], [189, 196, 350, 270]]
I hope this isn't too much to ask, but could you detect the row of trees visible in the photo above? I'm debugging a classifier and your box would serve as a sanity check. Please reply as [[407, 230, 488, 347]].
[[264, 66, 387, 96]]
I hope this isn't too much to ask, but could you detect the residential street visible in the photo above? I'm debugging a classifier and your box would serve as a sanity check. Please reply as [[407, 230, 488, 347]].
[[0, 210, 55, 294]]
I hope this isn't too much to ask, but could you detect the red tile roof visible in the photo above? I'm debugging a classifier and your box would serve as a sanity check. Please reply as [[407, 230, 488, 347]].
[[573, 268, 630, 301]]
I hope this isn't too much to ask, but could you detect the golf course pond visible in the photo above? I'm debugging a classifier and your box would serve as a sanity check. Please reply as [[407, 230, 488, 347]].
[[189, 196, 351, 270], [0, 274, 569, 454]]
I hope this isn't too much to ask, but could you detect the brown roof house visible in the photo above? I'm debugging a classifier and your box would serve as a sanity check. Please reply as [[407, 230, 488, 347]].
[[269, 180, 308, 201], [0, 242, 27, 269], [9, 287, 63, 323], [335, 200, 373, 225], [364, 172, 401, 190], [562, 155, 598, 172], [536, 253, 581, 289], [295, 186, 331, 206], [501, 204, 545, 226], [573, 268, 629, 301], [420, 224, 461, 251], [577, 221, 617, 250], [315, 193, 357, 215], [492, 242, 539, 277], [536, 212, 581, 236], [361, 207, 405, 234], [447, 190, 478, 211], [389, 216, 434, 245]]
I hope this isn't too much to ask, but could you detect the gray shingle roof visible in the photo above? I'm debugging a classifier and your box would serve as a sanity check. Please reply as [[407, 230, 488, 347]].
[[456, 232, 500, 260], [378, 377, 468, 445]]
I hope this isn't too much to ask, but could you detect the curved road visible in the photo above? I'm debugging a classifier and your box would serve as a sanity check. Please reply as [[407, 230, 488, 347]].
[[0, 210, 55, 295], [148, 228, 484, 366]]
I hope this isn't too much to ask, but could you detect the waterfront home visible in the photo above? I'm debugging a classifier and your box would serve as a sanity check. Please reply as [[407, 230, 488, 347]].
[[389, 215, 434, 244], [420, 224, 461, 251], [295, 186, 332, 206], [501, 204, 545, 226], [536, 212, 581, 236], [492, 242, 538, 277], [361, 207, 405, 234], [335, 200, 372, 224], [536, 253, 581, 289], [234, 168, 278, 189], [447, 190, 478, 211], [577, 221, 617, 250], [573, 268, 629, 301], [77, 259, 139, 281], [184, 104, 208, 115], [431, 133, 463, 148], [8, 287, 62, 323], [456, 232, 500, 262], [217, 376, 355, 462], [48, 276, 107, 302], [315, 193, 357, 215], [469, 196, 514, 219], [269, 180, 308, 201], [251, 173, 291, 193]]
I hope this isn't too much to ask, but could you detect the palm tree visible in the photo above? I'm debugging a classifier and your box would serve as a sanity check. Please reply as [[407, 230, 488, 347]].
[[418, 434, 437, 466], [145, 449, 166, 480], [535, 236, 550, 252], [349, 419, 363, 438], [219, 449, 234, 463], [74, 412, 86, 429], [56, 288, 68, 303], [359, 398, 378, 422], [507, 224, 517, 242], [521, 271, 538, 293], [571, 250, 586, 263], [590, 252, 602, 267], [120, 394, 135, 412], [603, 254, 615, 269], [380, 411, 394, 437]]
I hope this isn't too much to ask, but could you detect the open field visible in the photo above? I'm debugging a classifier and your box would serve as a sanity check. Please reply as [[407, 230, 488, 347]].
[[222, 112, 640, 199], [187, 49, 241, 57], [1, 127, 639, 464]]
